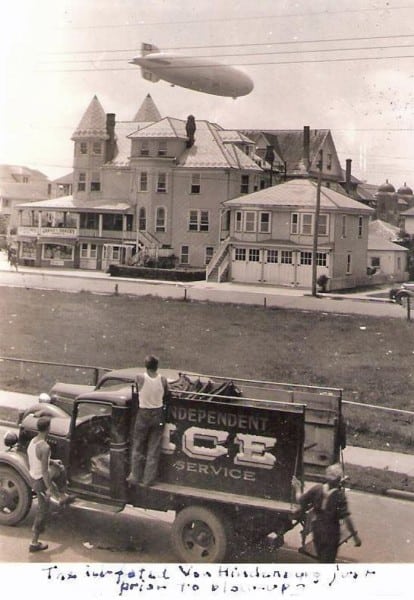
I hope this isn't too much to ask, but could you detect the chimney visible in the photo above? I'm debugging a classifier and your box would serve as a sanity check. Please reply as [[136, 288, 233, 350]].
[[345, 158, 352, 194], [105, 113, 116, 162], [186, 115, 196, 148], [303, 126, 310, 167]]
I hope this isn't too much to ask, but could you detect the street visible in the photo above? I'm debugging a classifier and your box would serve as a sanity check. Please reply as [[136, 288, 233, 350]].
[[0, 488, 412, 563]]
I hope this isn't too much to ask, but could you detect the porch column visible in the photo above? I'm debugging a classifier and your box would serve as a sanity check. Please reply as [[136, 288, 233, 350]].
[[99, 214, 103, 237]]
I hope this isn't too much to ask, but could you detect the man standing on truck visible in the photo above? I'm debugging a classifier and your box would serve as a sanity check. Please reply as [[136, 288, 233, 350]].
[[127, 355, 170, 487], [293, 463, 361, 563], [27, 416, 74, 552]]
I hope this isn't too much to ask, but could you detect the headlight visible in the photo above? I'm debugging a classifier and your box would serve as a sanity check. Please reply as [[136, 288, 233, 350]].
[[4, 431, 18, 448]]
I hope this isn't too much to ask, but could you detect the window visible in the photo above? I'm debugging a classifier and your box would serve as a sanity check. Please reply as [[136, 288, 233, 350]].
[[180, 245, 189, 265], [189, 210, 209, 231], [235, 211, 242, 233], [205, 246, 214, 265], [346, 252, 352, 274], [190, 173, 201, 194], [259, 212, 271, 233], [318, 214, 328, 236], [81, 243, 97, 259], [245, 211, 256, 232], [316, 252, 327, 267], [139, 172, 148, 192], [302, 214, 313, 235], [80, 142, 88, 155], [42, 244, 73, 261], [140, 140, 149, 156], [156, 207, 166, 232], [266, 249, 278, 263], [3, 199, 9, 208], [157, 172, 167, 193], [157, 141, 167, 156], [90, 172, 101, 192], [254, 175, 259, 192], [139, 207, 146, 231], [22, 176, 29, 183], [93, 142, 102, 155], [240, 175, 249, 194], [281, 250, 293, 264], [327, 153, 332, 170], [249, 249, 260, 262], [102, 214, 123, 231], [397, 256, 401, 270], [77, 172, 86, 192], [300, 252, 312, 265], [358, 216, 363, 238], [371, 256, 380, 267], [341, 215, 347, 238], [235, 248, 246, 261], [112, 246, 120, 261], [80, 213, 99, 229], [291, 213, 299, 234]]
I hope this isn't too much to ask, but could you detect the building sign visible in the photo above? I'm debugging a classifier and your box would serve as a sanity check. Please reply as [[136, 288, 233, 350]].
[[40, 227, 77, 238], [17, 226, 38, 237], [160, 397, 304, 502]]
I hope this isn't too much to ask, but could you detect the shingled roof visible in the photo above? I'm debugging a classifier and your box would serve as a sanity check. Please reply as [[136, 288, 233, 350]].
[[225, 178, 374, 213], [71, 95, 108, 140]]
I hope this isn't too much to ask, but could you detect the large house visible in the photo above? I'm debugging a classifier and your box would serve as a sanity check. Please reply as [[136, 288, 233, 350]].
[[207, 178, 375, 290], [0, 165, 50, 237], [15, 95, 266, 270]]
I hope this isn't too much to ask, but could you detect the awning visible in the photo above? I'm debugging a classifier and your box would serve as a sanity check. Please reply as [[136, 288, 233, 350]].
[[39, 238, 77, 246]]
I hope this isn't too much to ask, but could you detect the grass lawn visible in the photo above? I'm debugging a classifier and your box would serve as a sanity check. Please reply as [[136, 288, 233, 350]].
[[0, 287, 413, 457]]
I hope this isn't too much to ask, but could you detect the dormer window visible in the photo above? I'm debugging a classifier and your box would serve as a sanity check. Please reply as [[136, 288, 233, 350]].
[[158, 141, 167, 156], [140, 140, 149, 156]]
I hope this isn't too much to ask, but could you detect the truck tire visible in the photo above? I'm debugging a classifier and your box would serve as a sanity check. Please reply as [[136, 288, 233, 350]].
[[0, 467, 32, 526], [171, 505, 231, 563]]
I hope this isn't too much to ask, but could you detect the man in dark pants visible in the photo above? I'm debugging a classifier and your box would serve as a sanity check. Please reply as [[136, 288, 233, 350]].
[[293, 463, 361, 562], [127, 355, 170, 487], [27, 416, 74, 552]]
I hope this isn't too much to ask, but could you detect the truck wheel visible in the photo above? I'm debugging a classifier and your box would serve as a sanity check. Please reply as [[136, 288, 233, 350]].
[[171, 505, 231, 562], [0, 467, 32, 526]]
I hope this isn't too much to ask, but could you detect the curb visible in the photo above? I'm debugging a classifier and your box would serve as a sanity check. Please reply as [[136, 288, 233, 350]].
[[384, 488, 414, 502]]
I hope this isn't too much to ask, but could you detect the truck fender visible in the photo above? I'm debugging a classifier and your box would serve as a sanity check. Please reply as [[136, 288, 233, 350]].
[[21, 402, 68, 421], [0, 452, 32, 487]]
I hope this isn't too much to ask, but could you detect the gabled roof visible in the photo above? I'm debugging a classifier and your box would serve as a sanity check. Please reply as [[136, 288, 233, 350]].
[[368, 219, 399, 241], [128, 117, 187, 139], [16, 195, 131, 213], [177, 121, 262, 171], [0, 183, 48, 201], [0, 164, 49, 182], [243, 129, 329, 173], [72, 95, 108, 140], [52, 172, 73, 185], [224, 178, 374, 213], [133, 94, 162, 122], [368, 234, 407, 252]]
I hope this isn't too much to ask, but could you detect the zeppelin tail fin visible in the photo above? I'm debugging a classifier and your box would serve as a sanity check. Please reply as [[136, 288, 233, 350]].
[[141, 68, 160, 82]]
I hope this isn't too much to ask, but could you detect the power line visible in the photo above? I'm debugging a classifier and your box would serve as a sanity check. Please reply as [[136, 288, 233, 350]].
[[36, 52, 414, 72], [52, 5, 414, 30], [39, 33, 414, 56], [39, 43, 414, 65]]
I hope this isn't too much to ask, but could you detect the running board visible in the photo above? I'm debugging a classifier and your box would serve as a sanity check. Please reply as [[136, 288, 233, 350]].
[[71, 498, 125, 514]]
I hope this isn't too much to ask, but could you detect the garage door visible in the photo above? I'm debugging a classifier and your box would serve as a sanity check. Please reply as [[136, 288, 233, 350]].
[[231, 247, 263, 282], [296, 251, 329, 288]]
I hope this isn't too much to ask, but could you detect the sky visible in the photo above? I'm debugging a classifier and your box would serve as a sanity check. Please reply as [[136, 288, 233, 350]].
[[0, 0, 413, 186]]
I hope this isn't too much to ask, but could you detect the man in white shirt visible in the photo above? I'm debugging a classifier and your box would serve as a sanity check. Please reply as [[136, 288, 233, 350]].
[[127, 355, 170, 487], [27, 416, 74, 552]]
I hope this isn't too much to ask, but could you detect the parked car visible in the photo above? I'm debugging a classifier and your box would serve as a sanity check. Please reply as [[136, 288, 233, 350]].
[[389, 282, 414, 305]]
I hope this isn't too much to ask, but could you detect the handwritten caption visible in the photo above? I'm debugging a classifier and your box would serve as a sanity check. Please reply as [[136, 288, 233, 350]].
[[42, 564, 376, 597]]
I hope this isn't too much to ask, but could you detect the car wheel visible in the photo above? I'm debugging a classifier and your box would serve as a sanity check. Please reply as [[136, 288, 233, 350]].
[[171, 505, 232, 563], [0, 467, 32, 526]]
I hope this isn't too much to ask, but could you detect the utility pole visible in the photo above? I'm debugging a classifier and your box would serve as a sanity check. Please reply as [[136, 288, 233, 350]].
[[311, 150, 323, 297]]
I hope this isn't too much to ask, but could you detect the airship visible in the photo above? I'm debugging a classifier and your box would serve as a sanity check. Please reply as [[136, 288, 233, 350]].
[[129, 43, 254, 99]]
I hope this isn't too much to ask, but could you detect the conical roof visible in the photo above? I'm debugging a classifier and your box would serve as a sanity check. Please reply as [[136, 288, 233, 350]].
[[133, 94, 162, 122], [72, 95, 108, 139]]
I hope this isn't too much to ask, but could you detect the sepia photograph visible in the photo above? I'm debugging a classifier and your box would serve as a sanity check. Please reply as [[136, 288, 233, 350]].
[[0, 1, 413, 598]]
